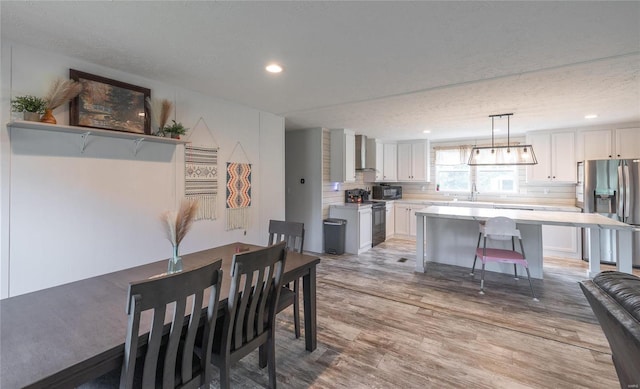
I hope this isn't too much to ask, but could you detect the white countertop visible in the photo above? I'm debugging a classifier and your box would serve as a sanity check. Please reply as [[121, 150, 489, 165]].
[[330, 203, 373, 210], [416, 205, 633, 230], [394, 199, 579, 212]]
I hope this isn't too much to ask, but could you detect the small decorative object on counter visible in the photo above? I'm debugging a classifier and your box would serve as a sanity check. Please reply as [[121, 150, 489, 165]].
[[163, 120, 188, 139], [162, 199, 199, 274], [146, 97, 173, 136], [11, 95, 46, 121], [41, 78, 83, 124]]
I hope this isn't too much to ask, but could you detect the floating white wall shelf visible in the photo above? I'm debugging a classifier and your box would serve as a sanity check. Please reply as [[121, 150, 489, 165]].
[[7, 120, 189, 155]]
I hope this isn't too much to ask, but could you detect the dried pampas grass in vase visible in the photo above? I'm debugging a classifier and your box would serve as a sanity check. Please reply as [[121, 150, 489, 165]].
[[41, 78, 83, 124], [146, 97, 173, 136], [162, 199, 199, 273]]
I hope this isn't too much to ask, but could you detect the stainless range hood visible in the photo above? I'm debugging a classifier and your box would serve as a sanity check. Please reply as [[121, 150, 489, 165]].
[[355, 134, 376, 171]]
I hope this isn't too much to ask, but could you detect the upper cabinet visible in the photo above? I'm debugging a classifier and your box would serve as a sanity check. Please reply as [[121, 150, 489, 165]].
[[330, 129, 356, 182], [581, 128, 640, 160], [366, 139, 397, 182], [382, 142, 398, 182], [397, 140, 430, 182], [526, 131, 576, 183]]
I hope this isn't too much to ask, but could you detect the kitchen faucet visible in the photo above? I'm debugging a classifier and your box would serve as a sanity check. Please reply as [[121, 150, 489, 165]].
[[469, 183, 477, 201]]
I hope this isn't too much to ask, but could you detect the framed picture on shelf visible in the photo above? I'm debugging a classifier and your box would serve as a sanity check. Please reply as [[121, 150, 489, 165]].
[[69, 69, 150, 134]]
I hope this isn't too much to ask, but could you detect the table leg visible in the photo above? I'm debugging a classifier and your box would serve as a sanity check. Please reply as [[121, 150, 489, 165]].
[[588, 228, 602, 278], [303, 266, 317, 351], [616, 229, 632, 274], [415, 214, 425, 272]]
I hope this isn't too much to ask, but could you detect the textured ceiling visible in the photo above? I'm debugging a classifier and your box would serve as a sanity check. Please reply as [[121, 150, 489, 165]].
[[2, 1, 639, 140]]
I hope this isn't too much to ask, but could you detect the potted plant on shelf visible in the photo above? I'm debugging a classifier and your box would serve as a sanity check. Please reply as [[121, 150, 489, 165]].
[[163, 120, 188, 139], [146, 97, 173, 136], [11, 95, 46, 121]]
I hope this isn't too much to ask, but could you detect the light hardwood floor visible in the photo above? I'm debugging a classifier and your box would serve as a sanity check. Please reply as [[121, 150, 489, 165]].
[[209, 238, 638, 388]]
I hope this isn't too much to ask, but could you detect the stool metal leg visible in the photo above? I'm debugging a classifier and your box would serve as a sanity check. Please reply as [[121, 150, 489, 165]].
[[479, 262, 486, 295], [524, 267, 538, 301], [470, 231, 482, 276]]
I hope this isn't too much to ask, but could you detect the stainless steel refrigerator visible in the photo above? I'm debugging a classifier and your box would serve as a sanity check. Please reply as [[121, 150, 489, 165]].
[[579, 159, 640, 266]]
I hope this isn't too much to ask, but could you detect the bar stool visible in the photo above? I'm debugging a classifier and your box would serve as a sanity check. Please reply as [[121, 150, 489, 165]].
[[471, 217, 538, 300]]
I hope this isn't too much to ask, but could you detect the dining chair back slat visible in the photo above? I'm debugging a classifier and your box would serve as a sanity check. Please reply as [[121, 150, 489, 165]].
[[213, 241, 287, 389], [268, 220, 304, 339], [119, 260, 222, 389], [268, 220, 304, 253]]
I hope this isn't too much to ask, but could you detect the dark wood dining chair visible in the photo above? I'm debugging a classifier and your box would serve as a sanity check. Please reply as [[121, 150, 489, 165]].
[[268, 219, 305, 338], [81, 260, 223, 389], [211, 241, 287, 389]]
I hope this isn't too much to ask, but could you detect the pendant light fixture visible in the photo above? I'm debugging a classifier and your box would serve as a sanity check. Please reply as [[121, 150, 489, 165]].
[[467, 113, 538, 166]]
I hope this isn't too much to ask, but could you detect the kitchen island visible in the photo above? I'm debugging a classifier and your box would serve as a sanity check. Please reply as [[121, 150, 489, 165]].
[[415, 206, 635, 279]]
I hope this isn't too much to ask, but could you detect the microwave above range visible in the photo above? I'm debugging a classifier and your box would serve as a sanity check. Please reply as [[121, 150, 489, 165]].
[[372, 185, 402, 200]]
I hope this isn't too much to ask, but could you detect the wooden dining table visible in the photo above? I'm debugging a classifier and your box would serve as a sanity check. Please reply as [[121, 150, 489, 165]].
[[0, 242, 320, 389]]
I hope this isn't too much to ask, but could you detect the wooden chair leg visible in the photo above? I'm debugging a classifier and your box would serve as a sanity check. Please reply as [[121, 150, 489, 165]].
[[220, 360, 231, 389], [259, 344, 267, 368], [293, 279, 301, 339], [267, 335, 277, 389]]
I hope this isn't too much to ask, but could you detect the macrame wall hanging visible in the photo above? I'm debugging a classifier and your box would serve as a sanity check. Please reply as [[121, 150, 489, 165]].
[[184, 117, 219, 220], [226, 141, 252, 231]]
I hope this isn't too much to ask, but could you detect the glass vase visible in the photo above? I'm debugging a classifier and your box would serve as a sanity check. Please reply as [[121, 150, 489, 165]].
[[168, 245, 183, 274]]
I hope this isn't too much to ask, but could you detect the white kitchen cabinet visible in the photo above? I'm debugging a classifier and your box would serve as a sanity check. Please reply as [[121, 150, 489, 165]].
[[382, 142, 398, 182], [394, 202, 425, 237], [615, 128, 640, 159], [328, 205, 372, 254], [365, 139, 397, 182], [330, 129, 356, 182], [526, 131, 576, 183], [397, 140, 430, 182], [359, 207, 373, 250], [582, 128, 640, 160], [385, 201, 395, 238]]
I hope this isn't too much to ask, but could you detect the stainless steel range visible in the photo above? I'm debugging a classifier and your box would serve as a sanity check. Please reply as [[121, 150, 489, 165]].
[[370, 202, 386, 247]]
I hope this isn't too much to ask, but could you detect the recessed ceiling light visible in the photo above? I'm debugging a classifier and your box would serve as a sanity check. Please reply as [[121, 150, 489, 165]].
[[585, 114, 598, 119], [265, 64, 283, 73], [423, 130, 431, 134]]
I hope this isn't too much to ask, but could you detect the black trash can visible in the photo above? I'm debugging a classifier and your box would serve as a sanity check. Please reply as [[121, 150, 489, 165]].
[[323, 218, 347, 255]]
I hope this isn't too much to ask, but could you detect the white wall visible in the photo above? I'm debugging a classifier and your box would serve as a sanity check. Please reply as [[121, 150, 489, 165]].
[[0, 43, 285, 298], [285, 128, 323, 253]]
